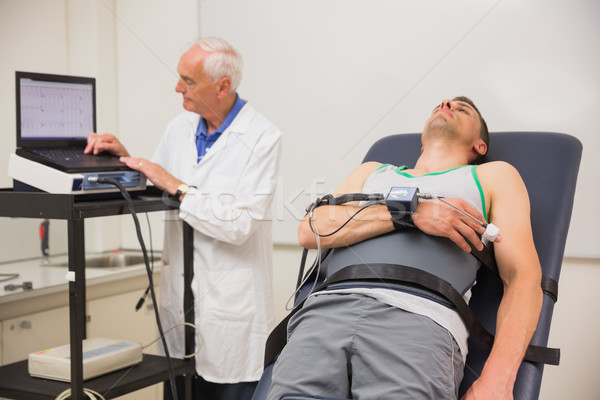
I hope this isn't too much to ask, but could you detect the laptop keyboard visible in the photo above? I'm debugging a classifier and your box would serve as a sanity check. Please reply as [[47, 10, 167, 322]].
[[32, 149, 116, 161]]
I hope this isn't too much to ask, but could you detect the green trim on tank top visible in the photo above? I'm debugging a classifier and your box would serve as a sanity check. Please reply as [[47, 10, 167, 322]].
[[470, 165, 488, 224], [376, 163, 408, 171], [394, 164, 466, 177]]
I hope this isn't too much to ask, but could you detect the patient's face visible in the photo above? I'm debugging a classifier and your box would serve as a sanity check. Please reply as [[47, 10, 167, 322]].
[[424, 99, 482, 148]]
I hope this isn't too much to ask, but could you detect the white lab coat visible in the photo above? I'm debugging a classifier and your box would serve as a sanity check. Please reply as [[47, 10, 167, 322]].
[[152, 103, 282, 383]]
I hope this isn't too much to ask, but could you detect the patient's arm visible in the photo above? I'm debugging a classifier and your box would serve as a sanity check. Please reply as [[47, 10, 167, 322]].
[[413, 197, 486, 252], [298, 162, 394, 248], [298, 162, 487, 250], [461, 161, 543, 400]]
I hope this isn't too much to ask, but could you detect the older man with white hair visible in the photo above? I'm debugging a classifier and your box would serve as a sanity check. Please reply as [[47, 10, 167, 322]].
[[86, 36, 282, 400]]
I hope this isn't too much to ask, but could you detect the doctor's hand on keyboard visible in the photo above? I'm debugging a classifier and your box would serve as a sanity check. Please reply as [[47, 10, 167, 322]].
[[85, 132, 131, 158]]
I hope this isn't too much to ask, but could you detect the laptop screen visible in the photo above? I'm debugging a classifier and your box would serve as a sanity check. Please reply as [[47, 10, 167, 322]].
[[16, 71, 96, 148]]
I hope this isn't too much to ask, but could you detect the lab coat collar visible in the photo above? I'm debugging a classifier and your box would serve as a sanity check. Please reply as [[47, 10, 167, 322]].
[[184, 103, 254, 164]]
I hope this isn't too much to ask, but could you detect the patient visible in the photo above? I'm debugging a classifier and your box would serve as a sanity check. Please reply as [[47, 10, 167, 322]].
[[267, 97, 543, 400]]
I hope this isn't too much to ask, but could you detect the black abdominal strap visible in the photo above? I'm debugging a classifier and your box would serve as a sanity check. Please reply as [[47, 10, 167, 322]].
[[263, 244, 560, 368]]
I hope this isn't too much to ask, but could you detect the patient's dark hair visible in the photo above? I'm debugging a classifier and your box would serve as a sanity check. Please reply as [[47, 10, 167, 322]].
[[453, 96, 489, 165]]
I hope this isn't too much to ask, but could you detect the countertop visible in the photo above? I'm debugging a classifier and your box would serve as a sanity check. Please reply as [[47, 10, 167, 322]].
[[0, 250, 161, 320]]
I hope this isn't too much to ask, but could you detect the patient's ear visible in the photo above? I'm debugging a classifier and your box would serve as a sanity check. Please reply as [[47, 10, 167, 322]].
[[474, 141, 487, 156], [472, 138, 487, 157]]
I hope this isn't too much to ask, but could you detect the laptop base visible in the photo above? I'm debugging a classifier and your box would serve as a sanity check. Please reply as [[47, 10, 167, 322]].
[[8, 154, 146, 195]]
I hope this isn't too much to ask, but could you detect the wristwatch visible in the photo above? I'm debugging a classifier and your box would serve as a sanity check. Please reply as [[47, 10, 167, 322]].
[[175, 183, 191, 199]]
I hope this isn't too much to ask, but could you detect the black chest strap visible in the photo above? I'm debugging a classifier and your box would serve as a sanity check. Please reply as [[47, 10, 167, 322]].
[[264, 262, 560, 368]]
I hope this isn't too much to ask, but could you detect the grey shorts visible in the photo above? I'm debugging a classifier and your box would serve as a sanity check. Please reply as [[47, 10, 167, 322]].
[[267, 293, 464, 400]]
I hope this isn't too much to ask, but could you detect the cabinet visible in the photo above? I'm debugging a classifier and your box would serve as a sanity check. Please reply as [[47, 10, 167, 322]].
[[0, 189, 195, 400], [1, 306, 70, 365]]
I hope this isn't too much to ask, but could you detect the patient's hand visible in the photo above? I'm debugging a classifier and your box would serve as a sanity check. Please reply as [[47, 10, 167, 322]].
[[461, 377, 512, 400], [412, 197, 487, 252]]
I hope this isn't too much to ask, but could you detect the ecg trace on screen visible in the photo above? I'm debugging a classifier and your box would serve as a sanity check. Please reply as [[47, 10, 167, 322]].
[[19, 80, 94, 139]]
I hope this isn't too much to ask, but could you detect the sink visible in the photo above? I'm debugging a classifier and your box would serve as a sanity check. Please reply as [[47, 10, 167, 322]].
[[54, 252, 161, 268]]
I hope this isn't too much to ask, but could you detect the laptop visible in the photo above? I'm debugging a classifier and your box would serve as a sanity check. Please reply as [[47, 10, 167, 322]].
[[14, 71, 129, 173]]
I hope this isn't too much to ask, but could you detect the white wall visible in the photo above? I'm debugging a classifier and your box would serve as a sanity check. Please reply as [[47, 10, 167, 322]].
[[1, 1, 599, 398]]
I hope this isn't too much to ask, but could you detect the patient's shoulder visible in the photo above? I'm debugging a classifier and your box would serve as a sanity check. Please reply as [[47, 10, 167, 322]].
[[360, 161, 384, 169], [335, 162, 383, 195], [477, 160, 520, 176], [353, 161, 385, 178], [476, 161, 526, 192]]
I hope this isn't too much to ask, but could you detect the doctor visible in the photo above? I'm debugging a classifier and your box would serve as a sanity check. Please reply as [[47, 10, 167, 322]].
[[86, 37, 282, 400]]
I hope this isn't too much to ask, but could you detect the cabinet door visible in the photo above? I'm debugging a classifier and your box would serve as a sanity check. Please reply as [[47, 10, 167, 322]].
[[1, 306, 69, 365], [87, 290, 162, 400], [87, 289, 159, 351]]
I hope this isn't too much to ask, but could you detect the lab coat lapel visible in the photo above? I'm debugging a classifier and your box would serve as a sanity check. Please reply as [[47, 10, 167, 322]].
[[197, 104, 254, 164]]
